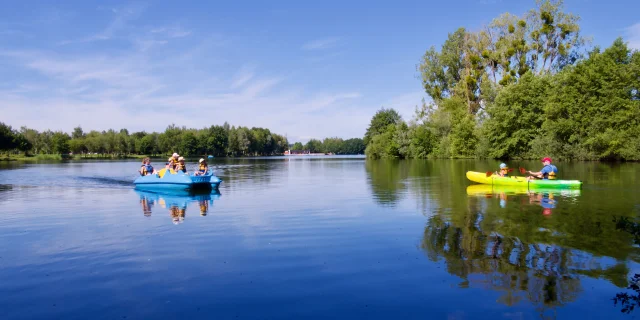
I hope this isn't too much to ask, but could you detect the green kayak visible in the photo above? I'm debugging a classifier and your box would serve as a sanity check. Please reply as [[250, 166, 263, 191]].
[[466, 171, 582, 189]]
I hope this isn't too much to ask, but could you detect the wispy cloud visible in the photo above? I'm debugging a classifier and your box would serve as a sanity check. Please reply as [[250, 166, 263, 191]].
[[150, 26, 192, 38], [0, 29, 29, 37], [0, 42, 367, 141], [230, 65, 256, 89], [0, 8, 380, 142], [58, 3, 146, 45], [625, 22, 640, 50], [301, 37, 340, 50]]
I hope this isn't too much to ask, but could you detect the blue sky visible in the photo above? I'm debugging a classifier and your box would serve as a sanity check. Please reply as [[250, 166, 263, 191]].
[[1, 0, 639, 143]]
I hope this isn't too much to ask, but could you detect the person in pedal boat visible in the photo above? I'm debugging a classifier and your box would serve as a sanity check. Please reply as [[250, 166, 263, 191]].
[[495, 163, 509, 177], [527, 157, 558, 180], [176, 156, 187, 173], [195, 158, 208, 176], [139, 157, 156, 176], [167, 157, 177, 171]]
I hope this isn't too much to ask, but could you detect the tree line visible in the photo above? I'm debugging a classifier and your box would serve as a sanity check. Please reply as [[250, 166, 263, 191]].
[[0, 122, 366, 157], [364, 0, 640, 161], [290, 137, 365, 155], [0, 122, 292, 157]]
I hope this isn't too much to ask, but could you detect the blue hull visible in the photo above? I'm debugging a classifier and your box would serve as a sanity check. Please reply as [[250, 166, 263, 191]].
[[134, 171, 222, 191]]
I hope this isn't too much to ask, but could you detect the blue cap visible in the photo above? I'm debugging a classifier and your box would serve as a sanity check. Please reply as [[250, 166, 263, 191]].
[[499, 163, 507, 169]]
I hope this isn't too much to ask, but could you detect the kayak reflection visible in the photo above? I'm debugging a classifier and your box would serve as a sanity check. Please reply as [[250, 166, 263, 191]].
[[422, 189, 630, 317], [466, 184, 581, 215], [135, 189, 221, 223]]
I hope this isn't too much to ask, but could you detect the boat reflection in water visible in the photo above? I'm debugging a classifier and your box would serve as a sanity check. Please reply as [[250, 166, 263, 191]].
[[136, 189, 222, 224], [466, 184, 581, 216], [420, 184, 636, 317]]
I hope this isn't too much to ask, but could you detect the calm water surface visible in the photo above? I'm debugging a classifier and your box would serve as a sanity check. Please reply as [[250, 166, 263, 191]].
[[1, 157, 639, 319]]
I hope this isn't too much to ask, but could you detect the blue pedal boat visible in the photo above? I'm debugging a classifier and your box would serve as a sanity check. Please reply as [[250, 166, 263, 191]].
[[134, 170, 222, 191]]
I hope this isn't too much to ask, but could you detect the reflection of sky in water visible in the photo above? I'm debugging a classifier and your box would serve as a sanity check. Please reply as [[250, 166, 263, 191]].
[[0, 159, 638, 319]]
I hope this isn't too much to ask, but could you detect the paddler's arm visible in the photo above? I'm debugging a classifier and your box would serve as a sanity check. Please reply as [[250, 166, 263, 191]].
[[528, 170, 543, 178]]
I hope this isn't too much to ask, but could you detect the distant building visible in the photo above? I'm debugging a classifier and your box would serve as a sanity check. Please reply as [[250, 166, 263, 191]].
[[285, 150, 310, 155]]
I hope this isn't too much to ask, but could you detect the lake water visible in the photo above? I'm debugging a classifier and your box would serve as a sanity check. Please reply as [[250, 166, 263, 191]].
[[1, 157, 639, 319]]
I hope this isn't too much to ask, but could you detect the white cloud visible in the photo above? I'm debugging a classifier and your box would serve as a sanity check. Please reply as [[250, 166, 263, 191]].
[[301, 37, 340, 50], [625, 22, 640, 50], [58, 3, 146, 45], [0, 9, 418, 143], [230, 65, 256, 89], [150, 26, 192, 38], [0, 43, 370, 141]]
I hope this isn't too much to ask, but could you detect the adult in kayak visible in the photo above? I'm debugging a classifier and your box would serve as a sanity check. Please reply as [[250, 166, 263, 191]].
[[527, 157, 558, 180]]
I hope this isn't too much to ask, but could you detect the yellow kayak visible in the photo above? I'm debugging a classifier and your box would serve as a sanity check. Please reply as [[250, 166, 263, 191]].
[[466, 184, 582, 197], [466, 171, 582, 189]]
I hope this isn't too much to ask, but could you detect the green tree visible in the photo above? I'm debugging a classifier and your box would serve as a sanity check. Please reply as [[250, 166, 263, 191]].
[[72, 126, 84, 139], [304, 139, 323, 153], [138, 135, 157, 155], [205, 125, 228, 156], [69, 139, 86, 155], [366, 124, 401, 159], [179, 132, 198, 156], [543, 38, 640, 160], [291, 142, 304, 151], [0, 122, 15, 152], [341, 138, 366, 154], [13, 133, 32, 155], [51, 132, 70, 155], [364, 108, 402, 146]]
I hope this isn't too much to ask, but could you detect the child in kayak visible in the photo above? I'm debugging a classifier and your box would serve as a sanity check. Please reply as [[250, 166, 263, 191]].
[[528, 157, 558, 180], [139, 158, 156, 176], [495, 163, 509, 177], [195, 158, 208, 176]]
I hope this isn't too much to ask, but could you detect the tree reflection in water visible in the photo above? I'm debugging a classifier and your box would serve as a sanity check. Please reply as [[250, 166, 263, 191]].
[[421, 192, 632, 318], [613, 216, 640, 314]]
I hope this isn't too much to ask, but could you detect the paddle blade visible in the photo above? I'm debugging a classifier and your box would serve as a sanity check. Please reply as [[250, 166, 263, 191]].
[[486, 171, 493, 177], [508, 168, 514, 172], [519, 167, 527, 174]]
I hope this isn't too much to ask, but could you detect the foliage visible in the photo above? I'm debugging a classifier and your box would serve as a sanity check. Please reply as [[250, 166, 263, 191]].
[[0, 122, 289, 158], [366, 0, 638, 161], [483, 72, 550, 159], [291, 142, 304, 151], [543, 39, 640, 160], [304, 139, 323, 153], [363, 108, 401, 146]]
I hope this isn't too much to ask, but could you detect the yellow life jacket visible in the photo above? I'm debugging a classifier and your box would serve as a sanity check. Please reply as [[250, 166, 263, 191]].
[[548, 171, 557, 180], [199, 163, 207, 171], [176, 163, 186, 172], [169, 159, 177, 169]]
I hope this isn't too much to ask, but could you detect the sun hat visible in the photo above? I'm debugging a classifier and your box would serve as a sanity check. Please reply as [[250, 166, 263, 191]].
[[499, 163, 507, 169], [199, 158, 205, 163], [178, 156, 184, 161], [172, 153, 179, 158], [542, 157, 552, 163]]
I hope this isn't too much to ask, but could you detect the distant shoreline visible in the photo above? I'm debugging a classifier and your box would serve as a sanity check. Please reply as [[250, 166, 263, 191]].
[[0, 153, 366, 162]]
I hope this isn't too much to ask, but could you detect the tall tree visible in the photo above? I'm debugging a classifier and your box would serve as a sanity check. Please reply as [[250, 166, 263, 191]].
[[364, 108, 402, 145]]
